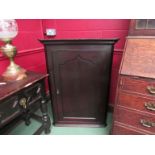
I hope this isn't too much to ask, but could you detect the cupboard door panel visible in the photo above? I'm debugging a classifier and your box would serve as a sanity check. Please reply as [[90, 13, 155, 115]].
[[53, 49, 112, 123]]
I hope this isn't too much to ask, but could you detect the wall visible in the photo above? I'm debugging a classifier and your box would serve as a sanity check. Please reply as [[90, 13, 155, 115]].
[[0, 19, 50, 90], [0, 19, 46, 74], [0, 19, 130, 106], [42, 19, 130, 106]]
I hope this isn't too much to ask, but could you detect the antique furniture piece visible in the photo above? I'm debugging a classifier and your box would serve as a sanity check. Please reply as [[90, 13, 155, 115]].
[[0, 19, 26, 81], [129, 19, 155, 36], [40, 39, 118, 126], [0, 71, 51, 134], [112, 19, 155, 135]]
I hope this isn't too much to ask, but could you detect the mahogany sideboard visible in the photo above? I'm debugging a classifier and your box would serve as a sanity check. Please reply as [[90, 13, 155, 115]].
[[0, 71, 51, 134], [40, 39, 118, 127]]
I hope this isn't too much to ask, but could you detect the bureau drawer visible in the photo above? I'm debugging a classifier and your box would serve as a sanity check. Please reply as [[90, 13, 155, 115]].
[[120, 76, 155, 97], [115, 106, 155, 134], [0, 96, 21, 127], [118, 91, 155, 115], [112, 123, 145, 135]]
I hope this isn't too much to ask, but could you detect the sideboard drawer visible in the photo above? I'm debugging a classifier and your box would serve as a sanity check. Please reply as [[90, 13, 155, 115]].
[[0, 71, 51, 135], [0, 96, 21, 127], [120, 76, 155, 97], [0, 82, 43, 127], [115, 106, 155, 134], [118, 91, 155, 115], [24, 82, 42, 106]]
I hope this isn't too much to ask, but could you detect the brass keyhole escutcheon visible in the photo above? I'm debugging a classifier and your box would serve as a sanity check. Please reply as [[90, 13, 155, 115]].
[[19, 97, 27, 109]]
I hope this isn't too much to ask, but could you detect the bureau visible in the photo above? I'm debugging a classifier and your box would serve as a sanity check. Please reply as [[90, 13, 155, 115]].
[[0, 71, 51, 134], [40, 39, 118, 126], [112, 37, 155, 135]]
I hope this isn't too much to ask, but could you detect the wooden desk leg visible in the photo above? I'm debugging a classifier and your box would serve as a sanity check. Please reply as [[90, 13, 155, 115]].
[[23, 109, 31, 126], [40, 99, 51, 134], [21, 108, 31, 126]]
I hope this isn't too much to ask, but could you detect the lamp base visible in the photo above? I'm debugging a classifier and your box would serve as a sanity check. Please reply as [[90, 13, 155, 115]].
[[2, 63, 27, 81]]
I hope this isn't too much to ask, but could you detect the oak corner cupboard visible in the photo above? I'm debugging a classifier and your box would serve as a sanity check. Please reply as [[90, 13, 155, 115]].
[[40, 39, 118, 126]]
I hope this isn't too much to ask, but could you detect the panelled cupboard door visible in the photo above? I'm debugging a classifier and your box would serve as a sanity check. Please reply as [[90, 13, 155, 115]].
[[40, 39, 118, 126], [53, 49, 111, 125]]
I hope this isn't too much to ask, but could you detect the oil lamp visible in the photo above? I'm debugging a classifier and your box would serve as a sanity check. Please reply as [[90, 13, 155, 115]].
[[0, 19, 27, 81]]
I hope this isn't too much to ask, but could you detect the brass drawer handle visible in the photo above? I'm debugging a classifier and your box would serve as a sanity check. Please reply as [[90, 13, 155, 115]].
[[140, 119, 155, 128], [144, 102, 155, 111], [147, 86, 155, 94], [19, 97, 27, 109]]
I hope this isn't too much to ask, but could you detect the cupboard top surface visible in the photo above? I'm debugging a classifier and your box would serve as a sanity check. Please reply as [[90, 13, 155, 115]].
[[120, 38, 155, 79], [39, 38, 119, 45]]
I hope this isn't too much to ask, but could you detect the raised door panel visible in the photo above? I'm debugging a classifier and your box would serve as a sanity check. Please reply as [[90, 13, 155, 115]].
[[52, 48, 112, 125]]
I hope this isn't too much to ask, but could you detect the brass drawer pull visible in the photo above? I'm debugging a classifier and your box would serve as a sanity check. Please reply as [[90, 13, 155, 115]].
[[19, 97, 27, 109], [144, 102, 155, 111], [140, 119, 155, 128], [147, 86, 155, 94]]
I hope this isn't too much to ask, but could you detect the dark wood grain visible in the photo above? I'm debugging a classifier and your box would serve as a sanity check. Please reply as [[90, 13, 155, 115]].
[[40, 39, 118, 126], [0, 71, 48, 101], [0, 71, 51, 135]]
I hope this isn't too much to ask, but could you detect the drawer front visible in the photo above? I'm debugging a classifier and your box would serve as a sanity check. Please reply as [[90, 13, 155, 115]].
[[118, 91, 155, 115], [0, 82, 43, 127], [112, 123, 145, 135], [115, 106, 155, 134], [120, 76, 155, 97], [24, 82, 42, 106], [0, 96, 21, 127]]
